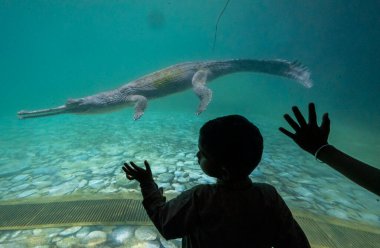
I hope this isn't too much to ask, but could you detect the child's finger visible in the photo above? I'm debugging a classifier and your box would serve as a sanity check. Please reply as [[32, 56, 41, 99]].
[[144, 160, 152, 174], [122, 166, 136, 180], [122, 166, 132, 175], [123, 163, 137, 175], [130, 161, 143, 172]]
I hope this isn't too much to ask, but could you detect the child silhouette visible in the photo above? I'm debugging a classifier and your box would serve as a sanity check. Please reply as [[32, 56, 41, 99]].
[[123, 115, 310, 247]]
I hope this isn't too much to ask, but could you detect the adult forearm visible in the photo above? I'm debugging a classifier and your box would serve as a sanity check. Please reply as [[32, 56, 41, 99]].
[[317, 145, 380, 196]]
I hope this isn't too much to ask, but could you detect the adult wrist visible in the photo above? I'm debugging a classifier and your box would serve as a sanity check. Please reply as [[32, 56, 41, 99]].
[[314, 144, 333, 162]]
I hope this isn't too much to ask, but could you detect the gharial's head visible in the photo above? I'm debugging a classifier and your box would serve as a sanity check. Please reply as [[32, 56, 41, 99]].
[[197, 115, 263, 181]]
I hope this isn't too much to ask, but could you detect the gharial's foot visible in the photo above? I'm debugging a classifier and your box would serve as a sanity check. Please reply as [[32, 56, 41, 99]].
[[192, 69, 212, 116], [195, 88, 212, 115], [133, 111, 144, 120], [127, 94, 148, 121]]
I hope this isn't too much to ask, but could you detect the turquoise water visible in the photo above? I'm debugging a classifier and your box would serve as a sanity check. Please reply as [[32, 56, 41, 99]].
[[1, 0, 379, 246]]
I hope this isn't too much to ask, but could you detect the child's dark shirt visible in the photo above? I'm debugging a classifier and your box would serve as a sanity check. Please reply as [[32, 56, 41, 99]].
[[140, 178, 310, 248]]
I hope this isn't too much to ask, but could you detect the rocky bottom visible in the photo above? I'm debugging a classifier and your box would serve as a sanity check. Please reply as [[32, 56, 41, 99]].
[[0, 225, 180, 248]]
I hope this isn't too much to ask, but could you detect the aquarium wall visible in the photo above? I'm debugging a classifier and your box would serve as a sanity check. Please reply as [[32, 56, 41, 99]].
[[0, 0, 379, 247]]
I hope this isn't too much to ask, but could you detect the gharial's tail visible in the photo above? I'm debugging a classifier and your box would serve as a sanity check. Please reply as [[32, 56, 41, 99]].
[[17, 105, 68, 119], [212, 59, 313, 88]]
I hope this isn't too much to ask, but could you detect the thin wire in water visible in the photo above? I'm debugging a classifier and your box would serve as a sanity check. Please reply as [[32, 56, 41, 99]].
[[212, 0, 231, 52]]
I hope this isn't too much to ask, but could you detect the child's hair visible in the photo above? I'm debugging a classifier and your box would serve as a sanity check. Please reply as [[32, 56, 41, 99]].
[[199, 115, 263, 178]]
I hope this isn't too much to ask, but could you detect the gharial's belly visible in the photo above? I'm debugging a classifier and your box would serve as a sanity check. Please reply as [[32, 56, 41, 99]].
[[75, 99, 133, 114]]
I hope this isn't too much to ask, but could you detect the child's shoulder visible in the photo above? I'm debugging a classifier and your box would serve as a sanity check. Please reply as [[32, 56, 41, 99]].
[[252, 182, 279, 194], [252, 182, 277, 191], [251, 183, 284, 204], [192, 181, 278, 195]]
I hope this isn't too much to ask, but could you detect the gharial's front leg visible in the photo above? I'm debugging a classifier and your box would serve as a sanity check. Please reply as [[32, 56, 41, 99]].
[[126, 95, 148, 120], [192, 69, 213, 115]]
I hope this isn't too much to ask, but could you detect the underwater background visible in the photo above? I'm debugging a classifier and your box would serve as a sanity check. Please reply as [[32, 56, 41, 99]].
[[0, 0, 379, 247]]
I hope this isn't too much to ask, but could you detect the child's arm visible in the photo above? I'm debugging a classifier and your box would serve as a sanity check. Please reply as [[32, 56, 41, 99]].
[[279, 103, 380, 196], [122, 161, 198, 239]]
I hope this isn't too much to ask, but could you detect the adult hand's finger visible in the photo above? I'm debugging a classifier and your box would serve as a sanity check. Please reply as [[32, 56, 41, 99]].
[[308, 103, 317, 125], [321, 113, 330, 136], [292, 106, 307, 128], [284, 114, 300, 132], [279, 127, 296, 140]]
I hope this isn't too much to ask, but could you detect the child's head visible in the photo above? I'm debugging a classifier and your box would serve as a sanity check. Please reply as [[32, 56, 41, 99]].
[[197, 115, 263, 181]]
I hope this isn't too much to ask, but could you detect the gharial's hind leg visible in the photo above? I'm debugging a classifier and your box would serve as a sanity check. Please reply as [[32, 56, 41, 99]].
[[126, 95, 148, 120], [192, 69, 212, 115]]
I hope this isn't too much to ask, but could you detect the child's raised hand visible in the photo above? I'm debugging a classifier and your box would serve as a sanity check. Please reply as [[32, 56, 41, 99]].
[[122, 160, 154, 184]]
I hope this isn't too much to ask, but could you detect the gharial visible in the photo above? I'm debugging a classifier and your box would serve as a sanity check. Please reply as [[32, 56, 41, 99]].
[[17, 59, 312, 120]]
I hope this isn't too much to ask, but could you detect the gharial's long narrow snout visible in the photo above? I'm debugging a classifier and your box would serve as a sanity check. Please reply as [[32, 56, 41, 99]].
[[17, 105, 68, 119]]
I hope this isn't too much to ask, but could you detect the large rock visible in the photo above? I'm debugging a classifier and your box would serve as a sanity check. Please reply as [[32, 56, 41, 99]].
[[157, 173, 174, 183], [109, 226, 135, 245], [160, 238, 179, 248], [135, 226, 158, 241], [56, 236, 79, 248], [59, 226, 82, 236], [82, 231, 107, 246]]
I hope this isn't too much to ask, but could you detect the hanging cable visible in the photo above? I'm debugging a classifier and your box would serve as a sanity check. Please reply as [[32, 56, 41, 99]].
[[212, 0, 231, 52]]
